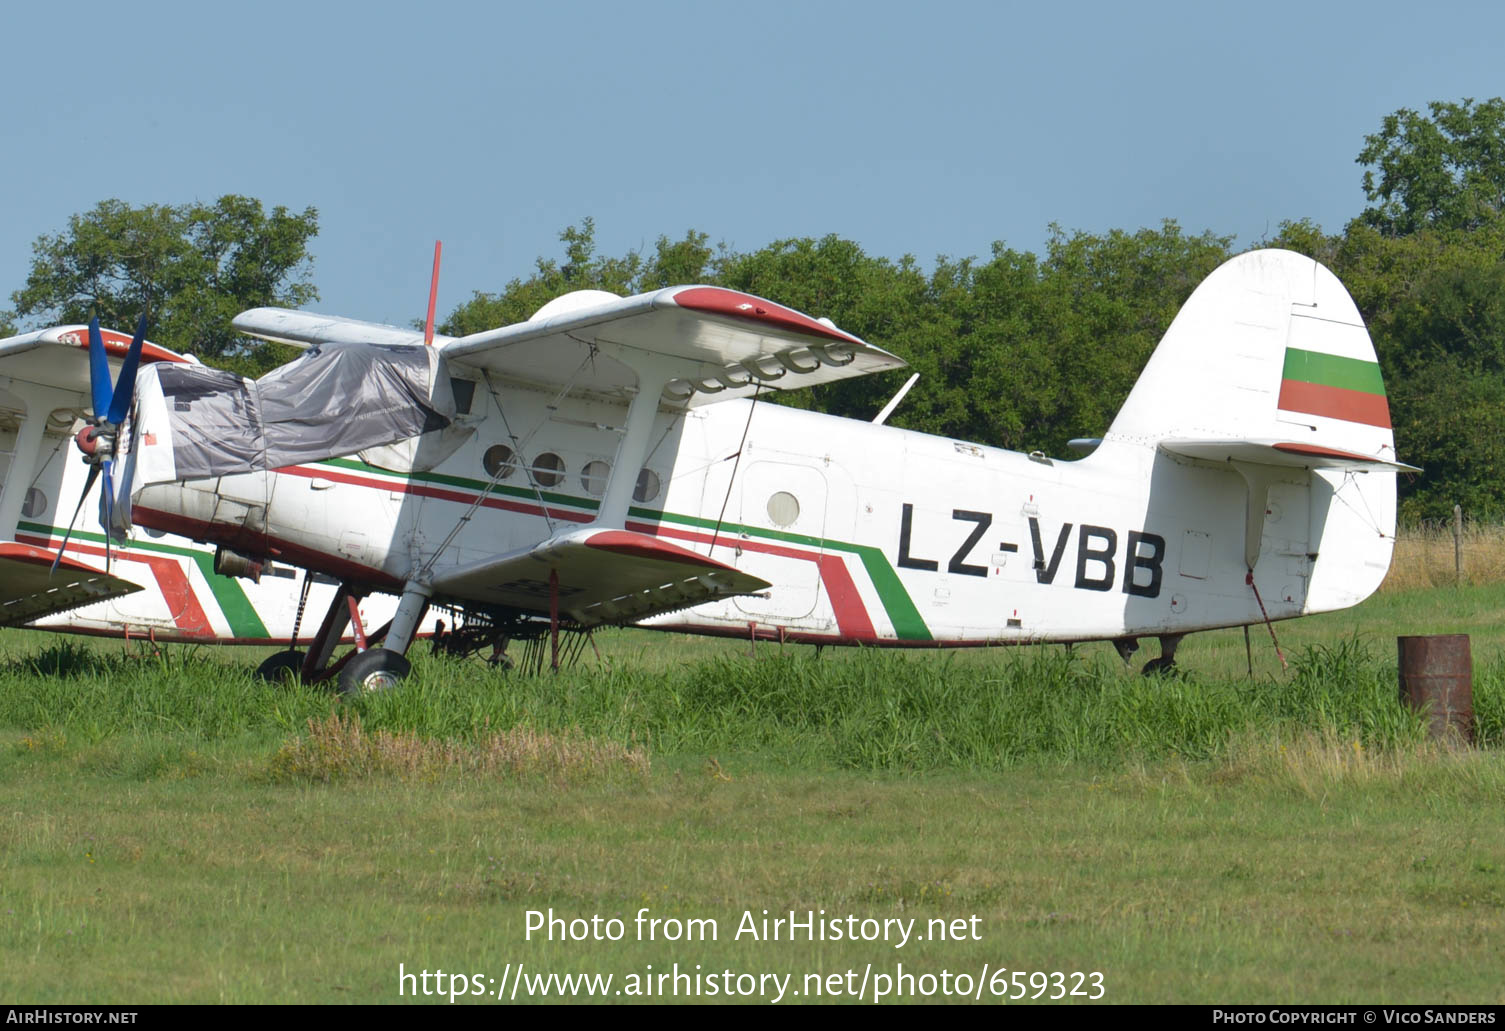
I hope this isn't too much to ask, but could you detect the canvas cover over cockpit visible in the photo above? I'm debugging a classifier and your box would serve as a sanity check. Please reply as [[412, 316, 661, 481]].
[[125, 343, 460, 489]]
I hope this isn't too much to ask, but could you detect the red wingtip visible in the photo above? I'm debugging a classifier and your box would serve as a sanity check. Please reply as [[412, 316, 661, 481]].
[[424, 240, 442, 346]]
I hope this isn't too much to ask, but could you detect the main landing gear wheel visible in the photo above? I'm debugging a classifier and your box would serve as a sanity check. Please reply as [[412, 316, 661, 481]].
[[338, 648, 412, 696], [1140, 633, 1185, 677], [255, 650, 305, 684]]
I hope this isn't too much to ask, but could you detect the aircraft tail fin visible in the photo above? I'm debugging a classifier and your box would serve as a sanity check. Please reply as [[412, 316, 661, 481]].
[[1102, 248, 1406, 611], [1106, 249, 1399, 461]]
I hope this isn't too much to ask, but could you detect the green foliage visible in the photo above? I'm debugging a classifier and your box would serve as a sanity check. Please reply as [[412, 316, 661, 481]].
[[11, 95, 1505, 515], [440, 217, 655, 335], [10, 196, 318, 373], [1357, 97, 1505, 235], [441, 219, 1232, 456], [1319, 220, 1505, 519]]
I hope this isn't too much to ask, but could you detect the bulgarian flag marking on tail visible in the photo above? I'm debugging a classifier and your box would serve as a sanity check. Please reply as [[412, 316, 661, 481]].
[[1277, 347, 1391, 429]]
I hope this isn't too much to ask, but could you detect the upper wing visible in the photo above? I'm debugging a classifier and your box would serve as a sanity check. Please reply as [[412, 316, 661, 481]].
[[430, 527, 769, 626], [0, 325, 186, 399], [0, 543, 143, 626], [231, 309, 432, 350], [234, 286, 907, 407]]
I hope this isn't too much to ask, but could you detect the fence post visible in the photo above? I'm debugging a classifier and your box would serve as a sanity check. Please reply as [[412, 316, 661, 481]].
[[1453, 504, 1463, 585]]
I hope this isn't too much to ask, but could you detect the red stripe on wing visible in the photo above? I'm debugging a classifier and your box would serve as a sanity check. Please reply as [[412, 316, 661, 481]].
[[670, 287, 863, 346]]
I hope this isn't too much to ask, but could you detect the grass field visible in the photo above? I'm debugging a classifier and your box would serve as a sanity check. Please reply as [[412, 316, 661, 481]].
[[2, 582, 1503, 1004]]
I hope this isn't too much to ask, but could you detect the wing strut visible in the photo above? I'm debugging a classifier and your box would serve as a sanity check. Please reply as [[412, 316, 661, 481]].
[[872, 373, 919, 426], [593, 352, 681, 528], [0, 403, 48, 540]]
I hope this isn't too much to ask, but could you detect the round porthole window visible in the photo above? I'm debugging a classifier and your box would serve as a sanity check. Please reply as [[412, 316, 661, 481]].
[[766, 491, 800, 528], [482, 444, 517, 480], [633, 468, 661, 504], [532, 452, 565, 487], [581, 460, 611, 497], [21, 487, 46, 519]]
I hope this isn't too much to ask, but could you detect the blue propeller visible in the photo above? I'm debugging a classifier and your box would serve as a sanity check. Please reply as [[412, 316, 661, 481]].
[[52, 315, 148, 573]]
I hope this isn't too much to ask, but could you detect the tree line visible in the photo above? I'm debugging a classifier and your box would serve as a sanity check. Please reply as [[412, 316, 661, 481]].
[[6, 98, 1504, 523]]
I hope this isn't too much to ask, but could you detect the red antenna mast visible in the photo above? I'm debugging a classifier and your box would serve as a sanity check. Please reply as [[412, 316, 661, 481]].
[[423, 240, 443, 345]]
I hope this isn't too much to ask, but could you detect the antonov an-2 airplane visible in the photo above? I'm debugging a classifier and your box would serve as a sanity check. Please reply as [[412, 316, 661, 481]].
[[0, 248, 1413, 692]]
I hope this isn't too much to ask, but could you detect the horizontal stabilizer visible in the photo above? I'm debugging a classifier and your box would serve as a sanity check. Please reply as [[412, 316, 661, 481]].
[[0, 542, 143, 626], [431, 528, 770, 626], [1159, 438, 1419, 473]]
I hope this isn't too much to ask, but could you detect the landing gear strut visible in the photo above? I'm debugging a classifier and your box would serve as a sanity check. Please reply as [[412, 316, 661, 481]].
[[255, 579, 432, 695], [334, 581, 431, 696]]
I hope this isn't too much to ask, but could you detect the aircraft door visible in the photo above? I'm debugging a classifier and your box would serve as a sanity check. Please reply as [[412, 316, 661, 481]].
[[733, 461, 827, 622]]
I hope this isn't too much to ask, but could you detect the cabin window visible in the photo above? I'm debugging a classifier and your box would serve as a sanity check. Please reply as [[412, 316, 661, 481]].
[[766, 491, 800, 528], [633, 468, 661, 504], [531, 452, 565, 487], [581, 460, 611, 497], [21, 487, 45, 519], [482, 444, 517, 480]]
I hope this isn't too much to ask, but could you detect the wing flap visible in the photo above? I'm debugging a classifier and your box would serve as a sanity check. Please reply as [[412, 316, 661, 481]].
[[1159, 438, 1420, 473], [430, 528, 770, 625], [0, 542, 144, 626]]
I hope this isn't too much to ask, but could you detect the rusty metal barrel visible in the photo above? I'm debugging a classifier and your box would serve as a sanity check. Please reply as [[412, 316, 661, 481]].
[[1397, 635, 1474, 745]]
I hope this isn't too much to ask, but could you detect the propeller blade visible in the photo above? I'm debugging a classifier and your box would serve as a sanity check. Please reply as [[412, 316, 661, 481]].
[[106, 314, 148, 425], [100, 460, 115, 571], [51, 463, 101, 574], [86, 318, 113, 419]]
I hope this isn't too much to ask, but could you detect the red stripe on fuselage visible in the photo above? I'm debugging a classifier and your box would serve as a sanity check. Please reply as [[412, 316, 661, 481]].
[[131, 506, 404, 591], [134, 465, 874, 638], [15, 533, 213, 637], [273, 465, 595, 525], [626, 519, 876, 641]]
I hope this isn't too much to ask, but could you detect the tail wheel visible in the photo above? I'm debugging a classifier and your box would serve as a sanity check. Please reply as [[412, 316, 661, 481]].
[[338, 648, 411, 696], [255, 649, 305, 684]]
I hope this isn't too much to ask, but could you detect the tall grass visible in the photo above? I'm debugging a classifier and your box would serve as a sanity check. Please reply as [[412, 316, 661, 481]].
[[266, 711, 649, 782], [3, 635, 1488, 772], [1385, 521, 1505, 591]]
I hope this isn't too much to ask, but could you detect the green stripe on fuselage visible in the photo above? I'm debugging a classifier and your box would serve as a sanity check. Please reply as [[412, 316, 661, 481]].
[[315, 459, 933, 641], [320, 457, 600, 512], [627, 508, 933, 642], [18, 521, 269, 639]]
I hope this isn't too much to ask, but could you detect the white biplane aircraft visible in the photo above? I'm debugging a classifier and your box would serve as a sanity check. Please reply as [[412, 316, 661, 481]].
[[0, 248, 1414, 691]]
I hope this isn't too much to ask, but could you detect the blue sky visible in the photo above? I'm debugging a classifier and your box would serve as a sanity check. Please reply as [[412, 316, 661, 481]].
[[4, 0, 1502, 329]]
